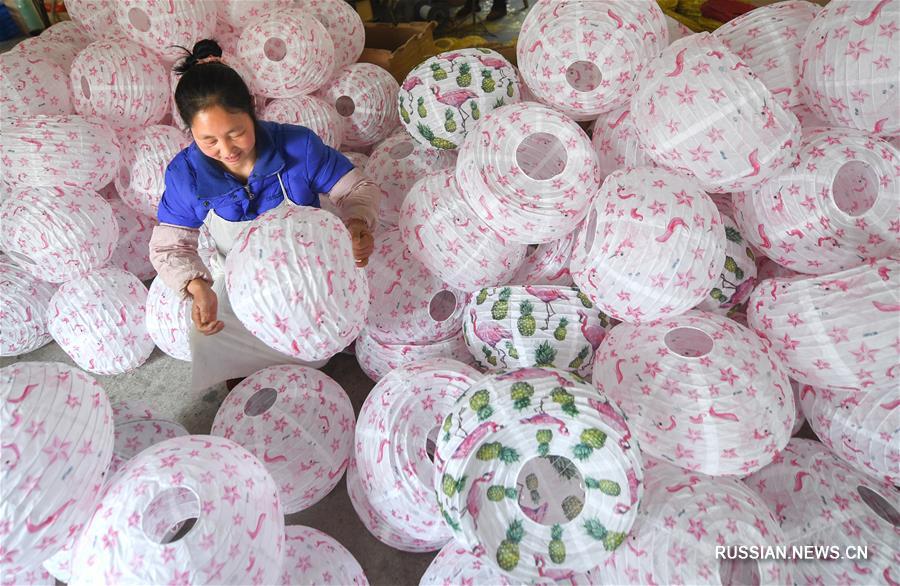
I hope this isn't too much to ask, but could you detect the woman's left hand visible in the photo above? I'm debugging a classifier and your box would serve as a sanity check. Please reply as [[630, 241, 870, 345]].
[[346, 218, 374, 268]]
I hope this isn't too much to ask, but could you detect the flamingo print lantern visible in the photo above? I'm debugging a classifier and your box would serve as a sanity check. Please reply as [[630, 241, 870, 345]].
[[694, 214, 758, 316], [1, 566, 54, 586], [317, 63, 401, 148], [108, 401, 188, 476], [0, 52, 72, 116], [114, 125, 191, 219], [591, 105, 656, 181], [295, 0, 365, 70], [262, 96, 345, 149], [420, 541, 517, 586], [592, 310, 795, 476], [279, 526, 368, 586], [746, 258, 899, 392], [1, 362, 114, 569], [107, 197, 157, 281], [630, 33, 801, 193], [455, 102, 602, 244], [508, 232, 577, 287], [570, 166, 726, 324], [11, 21, 92, 71], [69, 435, 285, 586], [354, 328, 477, 382], [219, 0, 287, 29], [145, 276, 192, 362], [40, 20, 93, 48], [225, 206, 369, 361], [399, 48, 520, 151], [63, 0, 123, 40], [211, 365, 355, 514], [115, 0, 217, 63], [0, 257, 56, 356]]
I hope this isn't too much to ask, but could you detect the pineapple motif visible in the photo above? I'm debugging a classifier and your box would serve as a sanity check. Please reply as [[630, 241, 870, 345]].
[[444, 109, 457, 133], [491, 287, 512, 320], [517, 300, 536, 336], [481, 69, 496, 93], [476, 441, 519, 463], [603, 531, 627, 551], [469, 389, 493, 421], [476, 288, 489, 304], [505, 341, 520, 360], [585, 477, 622, 496], [510, 382, 534, 410], [554, 317, 568, 341], [493, 97, 505, 109], [709, 287, 728, 304], [573, 428, 607, 460], [416, 123, 457, 149], [568, 346, 590, 370], [745, 246, 755, 261], [456, 63, 472, 87], [549, 524, 566, 563], [506, 80, 515, 97], [399, 96, 411, 124], [725, 225, 743, 243], [536, 429, 552, 457], [534, 341, 557, 368], [525, 473, 539, 490], [487, 485, 519, 501], [550, 455, 579, 480], [431, 62, 448, 80], [470, 101, 481, 120], [442, 413, 453, 441], [561, 496, 583, 521], [441, 473, 466, 497], [496, 519, 524, 572], [575, 290, 593, 308], [417, 96, 427, 118], [724, 255, 745, 280], [583, 518, 607, 542], [550, 387, 578, 417], [440, 503, 461, 531]]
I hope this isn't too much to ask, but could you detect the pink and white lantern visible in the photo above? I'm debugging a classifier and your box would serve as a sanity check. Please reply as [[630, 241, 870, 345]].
[[279, 526, 368, 586], [631, 33, 801, 193], [69, 435, 285, 586], [115, 0, 218, 63], [455, 102, 602, 244], [107, 197, 157, 281], [592, 310, 795, 476], [115, 125, 191, 219], [47, 268, 155, 375], [508, 232, 577, 287], [747, 258, 899, 392], [295, 0, 365, 70], [591, 105, 656, 181], [1, 362, 114, 569], [0, 52, 72, 116], [317, 63, 401, 148], [9, 33, 84, 72], [109, 401, 188, 477], [40, 20, 93, 48], [342, 150, 369, 169], [570, 166, 726, 324], [262, 96, 345, 149], [0, 257, 56, 356], [355, 358, 481, 550], [211, 365, 354, 514], [63, 0, 123, 40], [226, 207, 369, 360], [420, 541, 517, 586], [1, 566, 54, 586], [694, 214, 758, 316], [0, 186, 118, 283], [400, 170, 528, 291], [145, 276, 192, 362], [355, 328, 477, 382]]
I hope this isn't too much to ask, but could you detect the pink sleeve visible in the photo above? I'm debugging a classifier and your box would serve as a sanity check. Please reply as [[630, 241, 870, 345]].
[[149, 223, 212, 296], [325, 168, 382, 229]]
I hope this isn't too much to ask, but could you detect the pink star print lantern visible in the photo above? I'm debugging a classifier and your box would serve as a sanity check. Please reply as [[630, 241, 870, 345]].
[[346, 456, 422, 551], [211, 365, 355, 513], [69, 435, 285, 586], [295, 0, 365, 70], [507, 232, 577, 287], [279, 526, 368, 586], [115, 0, 217, 63], [262, 96, 345, 149], [1, 362, 114, 569], [108, 401, 189, 477], [420, 541, 517, 586], [1, 566, 54, 586], [591, 105, 656, 181], [10, 22, 91, 71], [145, 276, 192, 362], [592, 310, 795, 476], [63, 0, 123, 40], [115, 125, 191, 219], [107, 197, 157, 281], [317, 63, 401, 148], [354, 328, 476, 382], [0, 257, 56, 356], [0, 52, 72, 116]]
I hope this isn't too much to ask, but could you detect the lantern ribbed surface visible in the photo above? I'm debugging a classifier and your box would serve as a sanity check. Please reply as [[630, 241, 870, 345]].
[[40, 20, 93, 48], [279, 525, 368, 586], [145, 276, 192, 362], [219, 0, 286, 29], [64, 0, 123, 40], [114, 125, 190, 219], [508, 233, 577, 287], [0, 257, 56, 357], [109, 401, 188, 477], [455, 102, 602, 244], [107, 197, 157, 281], [296, 0, 365, 70], [420, 541, 518, 586], [10, 34, 84, 72], [1, 566, 54, 586], [355, 328, 477, 382], [262, 95, 345, 149], [591, 105, 656, 181], [317, 63, 401, 148], [0, 52, 72, 116], [694, 213, 758, 316], [592, 310, 795, 476], [115, 0, 217, 62]]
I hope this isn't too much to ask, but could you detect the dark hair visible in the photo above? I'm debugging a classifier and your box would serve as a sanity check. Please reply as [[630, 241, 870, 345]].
[[172, 39, 256, 128]]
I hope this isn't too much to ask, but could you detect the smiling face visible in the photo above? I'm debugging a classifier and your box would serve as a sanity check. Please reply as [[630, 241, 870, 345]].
[[190, 105, 257, 174]]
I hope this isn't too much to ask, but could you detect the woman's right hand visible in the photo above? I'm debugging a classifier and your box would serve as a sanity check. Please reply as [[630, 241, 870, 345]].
[[187, 278, 224, 335]]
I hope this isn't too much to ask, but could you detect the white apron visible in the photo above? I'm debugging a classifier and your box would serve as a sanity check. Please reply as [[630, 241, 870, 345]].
[[190, 175, 328, 391]]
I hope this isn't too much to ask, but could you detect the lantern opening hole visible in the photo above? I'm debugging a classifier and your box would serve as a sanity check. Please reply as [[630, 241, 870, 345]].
[[244, 387, 278, 416], [142, 486, 200, 545], [831, 161, 878, 217], [335, 96, 355, 117], [128, 7, 152, 33], [429, 290, 457, 322], [665, 327, 713, 358], [389, 141, 415, 160], [566, 61, 602, 93], [425, 425, 439, 463], [719, 558, 761, 586], [263, 37, 288, 62], [525, 244, 540, 258], [857, 485, 900, 527], [515, 455, 585, 526], [80, 76, 91, 99], [118, 166, 131, 190], [5, 250, 36, 266], [515, 133, 567, 181]]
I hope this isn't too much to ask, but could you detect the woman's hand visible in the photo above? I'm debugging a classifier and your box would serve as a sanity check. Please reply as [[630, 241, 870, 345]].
[[346, 218, 374, 268], [187, 278, 224, 335]]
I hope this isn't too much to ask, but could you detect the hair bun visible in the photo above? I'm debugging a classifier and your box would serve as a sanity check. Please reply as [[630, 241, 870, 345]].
[[173, 38, 224, 75]]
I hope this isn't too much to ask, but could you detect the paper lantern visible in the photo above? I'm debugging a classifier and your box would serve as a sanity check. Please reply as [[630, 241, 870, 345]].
[[713, 1, 820, 109], [435, 368, 643, 580], [109, 401, 188, 476], [745, 439, 898, 583], [211, 365, 354, 513], [593, 310, 795, 476], [64, 0, 123, 40], [48, 268, 155, 375], [355, 328, 477, 382], [70, 40, 169, 130], [631, 33, 801, 193], [507, 232, 577, 287], [262, 95, 345, 149], [219, 0, 288, 28], [145, 277, 192, 362], [756, 256, 802, 282], [279, 526, 368, 586], [0, 52, 72, 116], [0, 362, 114, 569], [238, 11, 335, 98], [695, 214, 758, 316], [570, 167, 726, 324], [733, 129, 899, 275], [1, 566, 54, 586], [295, 0, 365, 70], [365, 133, 456, 226], [463, 286, 611, 378], [0, 186, 118, 283], [115, 125, 191, 218], [0, 257, 56, 356], [365, 227, 465, 344], [399, 48, 520, 150], [421, 541, 536, 586], [107, 197, 157, 281], [591, 105, 656, 181], [664, 14, 694, 43], [69, 435, 284, 586], [747, 258, 898, 392], [455, 102, 602, 244], [800, 0, 900, 135], [0, 115, 120, 190], [225, 206, 369, 360], [517, 0, 668, 120], [40, 20, 93, 48], [355, 358, 482, 550], [115, 0, 217, 62], [317, 63, 401, 148], [342, 150, 369, 168]]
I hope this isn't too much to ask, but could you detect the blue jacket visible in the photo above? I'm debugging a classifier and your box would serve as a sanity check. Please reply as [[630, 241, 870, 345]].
[[157, 121, 354, 229]]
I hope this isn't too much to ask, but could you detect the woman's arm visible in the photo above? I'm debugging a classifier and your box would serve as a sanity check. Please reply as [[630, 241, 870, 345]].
[[149, 224, 213, 296], [325, 167, 382, 228]]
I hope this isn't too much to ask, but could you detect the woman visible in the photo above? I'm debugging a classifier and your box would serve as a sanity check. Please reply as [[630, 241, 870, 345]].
[[149, 39, 380, 391]]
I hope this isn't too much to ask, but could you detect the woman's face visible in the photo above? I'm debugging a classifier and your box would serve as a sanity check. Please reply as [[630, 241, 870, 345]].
[[191, 105, 256, 172]]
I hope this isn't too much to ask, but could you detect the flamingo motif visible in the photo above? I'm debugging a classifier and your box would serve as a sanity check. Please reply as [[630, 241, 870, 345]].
[[470, 308, 512, 349], [432, 86, 478, 109], [533, 554, 579, 586], [465, 471, 494, 530], [576, 311, 606, 350], [519, 501, 549, 524], [525, 286, 568, 329], [401, 76, 423, 92]]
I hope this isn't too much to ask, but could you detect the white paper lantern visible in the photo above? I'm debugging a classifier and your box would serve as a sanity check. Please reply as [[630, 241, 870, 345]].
[[70, 40, 169, 130], [355, 358, 482, 550], [64, 0, 124, 40], [0, 52, 72, 116], [747, 258, 898, 392], [69, 435, 284, 586], [295, 0, 365, 70], [262, 95, 345, 149], [517, 0, 668, 120], [455, 102, 602, 244], [420, 541, 518, 586], [695, 214, 758, 316], [1, 566, 54, 586], [0, 115, 120, 190], [109, 401, 189, 476], [0, 257, 56, 356], [210, 365, 354, 514], [279, 526, 368, 586], [400, 170, 528, 291], [799, 386, 900, 484], [342, 150, 369, 168], [365, 133, 456, 226], [570, 167, 726, 324], [355, 327, 477, 382], [40, 20, 93, 48], [631, 33, 801, 193], [219, 0, 288, 28], [145, 276, 192, 362], [507, 232, 577, 287], [48, 268, 155, 375], [664, 14, 694, 44], [225, 206, 369, 360], [593, 310, 795, 476], [107, 197, 157, 281], [591, 105, 656, 181], [115, 0, 217, 62], [734, 129, 899, 275], [10, 34, 83, 72], [0, 185, 118, 283], [745, 439, 899, 583], [115, 125, 190, 218], [318, 63, 401, 148], [800, 0, 900, 135], [1, 362, 114, 569], [399, 48, 520, 150]]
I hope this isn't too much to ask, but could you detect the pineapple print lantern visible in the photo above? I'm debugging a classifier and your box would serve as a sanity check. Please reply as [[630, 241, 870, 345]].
[[399, 48, 520, 151], [695, 214, 757, 316]]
